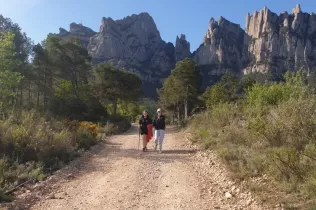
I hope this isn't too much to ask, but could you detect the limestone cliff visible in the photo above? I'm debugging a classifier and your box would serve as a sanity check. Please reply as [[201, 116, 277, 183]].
[[58, 23, 96, 48], [244, 4, 316, 75], [87, 13, 175, 86], [192, 4, 316, 83], [55, 5, 316, 97], [193, 16, 249, 87], [175, 34, 190, 61], [57, 13, 175, 97]]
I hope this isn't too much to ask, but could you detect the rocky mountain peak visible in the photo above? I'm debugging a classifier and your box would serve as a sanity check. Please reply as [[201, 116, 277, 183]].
[[205, 16, 242, 43], [245, 6, 278, 39], [85, 12, 175, 97], [89, 13, 165, 63], [57, 23, 96, 47], [195, 15, 246, 71], [69, 23, 92, 33], [54, 5, 316, 97], [58, 27, 69, 36], [292, 4, 301, 14], [243, 5, 316, 75], [193, 4, 316, 86], [208, 17, 216, 30], [56, 13, 174, 98], [193, 16, 248, 88], [176, 34, 186, 41], [99, 17, 120, 37], [175, 34, 190, 61]]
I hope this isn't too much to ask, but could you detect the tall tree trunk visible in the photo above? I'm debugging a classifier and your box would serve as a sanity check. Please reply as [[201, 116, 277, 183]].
[[184, 85, 188, 120], [113, 99, 118, 115], [11, 87, 18, 110], [184, 99, 188, 120]]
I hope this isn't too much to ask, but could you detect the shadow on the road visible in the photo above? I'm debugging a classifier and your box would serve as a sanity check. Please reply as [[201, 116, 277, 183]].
[[159, 149, 196, 154], [104, 148, 199, 164], [114, 124, 181, 136], [103, 140, 122, 146], [61, 123, 194, 173], [164, 126, 181, 134]]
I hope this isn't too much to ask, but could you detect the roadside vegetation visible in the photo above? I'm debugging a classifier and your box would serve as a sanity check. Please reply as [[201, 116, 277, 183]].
[[158, 58, 316, 209], [0, 15, 142, 201]]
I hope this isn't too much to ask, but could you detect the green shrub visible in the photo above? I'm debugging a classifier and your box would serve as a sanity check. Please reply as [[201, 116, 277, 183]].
[[0, 111, 76, 165], [0, 158, 46, 200], [246, 83, 292, 107], [188, 72, 316, 207], [202, 84, 230, 108], [75, 126, 98, 150], [246, 70, 308, 109], [201, 71, 241, 108], [98, 117, 130, 136], [0, 110, 107, 202]]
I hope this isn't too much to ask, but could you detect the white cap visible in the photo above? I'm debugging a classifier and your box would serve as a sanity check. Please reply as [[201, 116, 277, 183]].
[[157, 108, 161, 112]]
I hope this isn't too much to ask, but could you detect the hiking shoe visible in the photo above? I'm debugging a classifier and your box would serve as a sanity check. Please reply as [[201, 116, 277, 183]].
[[142, 147, 146, 152], [154, 144, 158, 150], [145, 147, 148, 151]]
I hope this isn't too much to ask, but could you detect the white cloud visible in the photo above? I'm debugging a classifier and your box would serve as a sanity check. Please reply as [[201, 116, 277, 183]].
[[0, 0, 43, 19]]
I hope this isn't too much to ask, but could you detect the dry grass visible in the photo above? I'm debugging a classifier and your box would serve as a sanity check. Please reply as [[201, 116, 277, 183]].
[[0, 110, 102, 201], [187, 95, 316, 209]]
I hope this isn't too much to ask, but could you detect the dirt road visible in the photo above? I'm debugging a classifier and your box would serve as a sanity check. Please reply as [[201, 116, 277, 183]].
[[9, 124, 277, 210]]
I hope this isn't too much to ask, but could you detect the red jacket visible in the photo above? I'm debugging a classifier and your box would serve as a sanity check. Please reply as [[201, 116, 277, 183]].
[[146, 124, 153, 142]]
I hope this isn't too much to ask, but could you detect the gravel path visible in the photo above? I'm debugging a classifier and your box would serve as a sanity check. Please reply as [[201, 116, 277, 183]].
[[3, 124, 279, 210]]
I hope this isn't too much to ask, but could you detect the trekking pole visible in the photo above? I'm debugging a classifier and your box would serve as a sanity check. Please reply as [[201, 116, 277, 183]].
[[138, 130, 140, 151]]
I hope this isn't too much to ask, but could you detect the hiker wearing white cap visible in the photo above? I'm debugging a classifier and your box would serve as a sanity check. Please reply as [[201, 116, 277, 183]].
[[153, 108, 166, 153]]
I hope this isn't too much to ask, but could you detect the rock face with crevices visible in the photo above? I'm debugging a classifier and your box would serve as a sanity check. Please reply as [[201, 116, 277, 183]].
[[194, 17, 248, 75], [57, 13, 175, 97], [193, 4, 316, 81], [55, 5, 316, 97], [88, 13, 175, 84], [175, 34, 191, 61], [193, 16, 250, 87], [58, 23, 96, 48], [244, 4, 316, 75]]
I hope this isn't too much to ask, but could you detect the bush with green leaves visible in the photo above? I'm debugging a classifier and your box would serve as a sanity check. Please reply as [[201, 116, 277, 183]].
[[0, 17, 135, 203], [0, 110, 101, 201], [158, 58, 202, 122], [188, 70, 316, 208], [0, 158, 46, 201], [75, 126, 98, 150], [201, 71, 241, 109], [201, 84, 230, 108]]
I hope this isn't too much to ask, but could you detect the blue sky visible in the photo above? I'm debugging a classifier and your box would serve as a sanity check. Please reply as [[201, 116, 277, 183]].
[[0, 0, 315, 51]]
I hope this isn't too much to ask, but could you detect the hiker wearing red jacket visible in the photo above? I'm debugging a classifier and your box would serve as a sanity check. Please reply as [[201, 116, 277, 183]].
[[139, 110, 153, 152]]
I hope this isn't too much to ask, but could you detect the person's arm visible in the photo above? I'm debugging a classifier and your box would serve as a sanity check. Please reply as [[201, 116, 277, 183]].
[[150, 118, 154, 132], [162, 115, 166, 130], [152, 117, 156, 128], [138, 119, 142, 134]]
